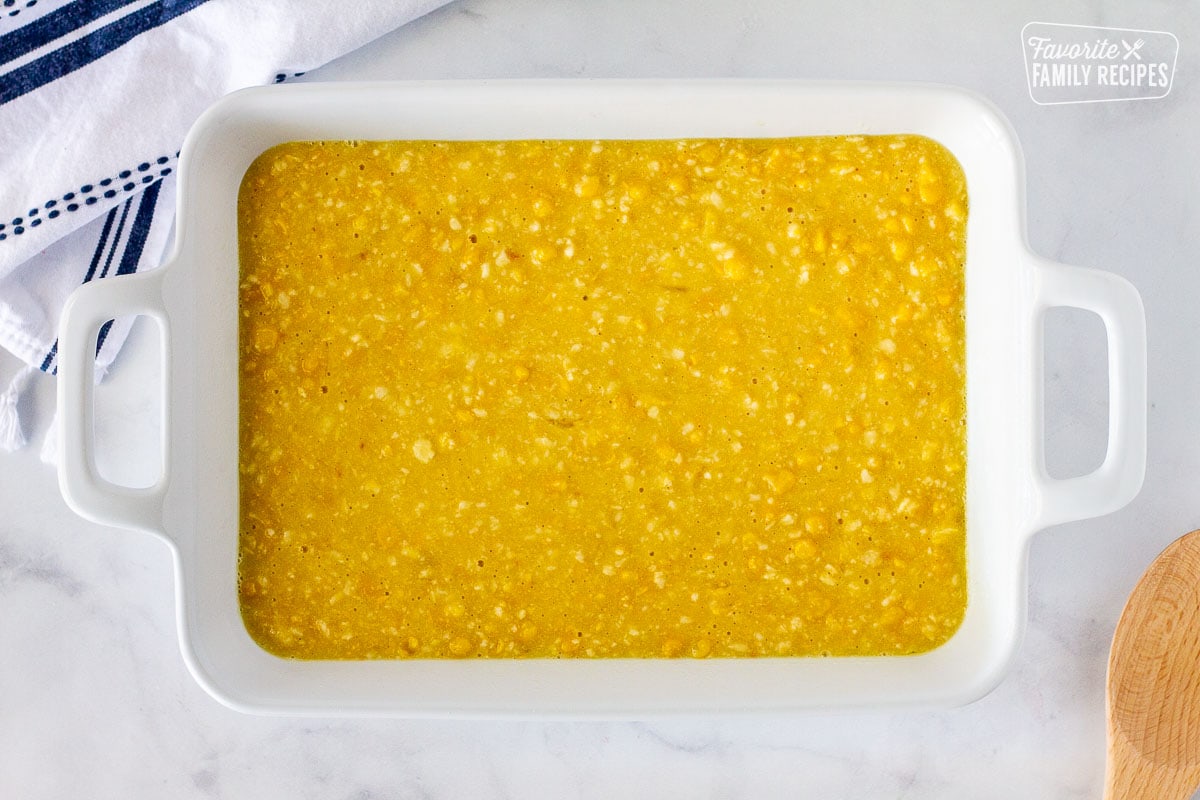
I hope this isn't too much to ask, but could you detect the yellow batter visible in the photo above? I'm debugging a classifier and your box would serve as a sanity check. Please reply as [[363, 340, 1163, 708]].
[[237, 135, 968, 660]]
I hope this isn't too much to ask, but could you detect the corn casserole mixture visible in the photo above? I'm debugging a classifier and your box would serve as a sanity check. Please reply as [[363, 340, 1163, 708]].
[[237, 135, 968, 660]]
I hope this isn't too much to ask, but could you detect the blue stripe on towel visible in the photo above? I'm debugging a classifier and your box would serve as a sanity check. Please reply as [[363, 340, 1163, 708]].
[[115, 178, 159, 275], [82, 206, 118, 284], [40, 203, 118, 372], [98, 197, 132, 282], [94, 322, 113, 358], [0, 0, 143, 69], [97, 181, 160, 355], [39, 340, 56, 373], [91, 197, 132, 356], [0, 0, 211, 105]]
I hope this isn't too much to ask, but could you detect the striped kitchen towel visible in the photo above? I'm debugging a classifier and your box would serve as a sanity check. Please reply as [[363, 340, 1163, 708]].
[[0, 0, 451, 454]]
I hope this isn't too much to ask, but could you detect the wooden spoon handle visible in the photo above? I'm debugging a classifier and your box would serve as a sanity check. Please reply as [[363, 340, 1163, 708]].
[[1103, 747, 1200, 800], [1105, 531, 1200, 800]]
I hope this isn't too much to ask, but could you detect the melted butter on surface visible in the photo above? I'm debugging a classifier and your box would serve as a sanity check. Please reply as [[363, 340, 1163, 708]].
[[237, 135, 968, 660]]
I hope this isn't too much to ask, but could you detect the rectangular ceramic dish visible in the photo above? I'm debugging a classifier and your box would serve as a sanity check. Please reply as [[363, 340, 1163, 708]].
[[56, 80, 1146, 716]]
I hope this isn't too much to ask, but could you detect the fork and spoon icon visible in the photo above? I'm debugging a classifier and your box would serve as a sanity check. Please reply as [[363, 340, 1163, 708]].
[[1121, 38, 1145, 60]]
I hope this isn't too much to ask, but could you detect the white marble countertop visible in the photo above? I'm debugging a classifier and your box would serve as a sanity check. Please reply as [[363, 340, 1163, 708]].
[[3, 1, 1198, 796]]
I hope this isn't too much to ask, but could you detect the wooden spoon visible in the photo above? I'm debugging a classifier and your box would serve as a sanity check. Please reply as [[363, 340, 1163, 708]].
[[1106, 529, 1200, 799]]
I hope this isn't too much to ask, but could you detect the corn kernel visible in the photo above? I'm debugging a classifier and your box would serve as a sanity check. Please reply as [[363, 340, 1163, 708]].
[[792, 539, 818, 560], [254, 327, 278, 352], [721, 255, 747, 280], [811, 228, 827, 253], [918, 178, 942, 204], [804, 515, 828, 536], [448, 637, 474, 657], [765, 470, 796, 495], [412, 438, 435, 463], [573, 175, 599, 198]]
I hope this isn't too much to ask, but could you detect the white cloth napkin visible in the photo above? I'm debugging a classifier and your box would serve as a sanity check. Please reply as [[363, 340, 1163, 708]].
[[0, 0, 451, 453]]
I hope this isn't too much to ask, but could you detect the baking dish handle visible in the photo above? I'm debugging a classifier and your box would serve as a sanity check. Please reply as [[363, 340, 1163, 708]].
[[57, 269, 168, 535], [1032, 256, 1146, 529]]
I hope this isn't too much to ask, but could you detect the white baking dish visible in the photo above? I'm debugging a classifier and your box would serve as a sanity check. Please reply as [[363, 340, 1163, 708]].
[[56, 80, 1146, 716]]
